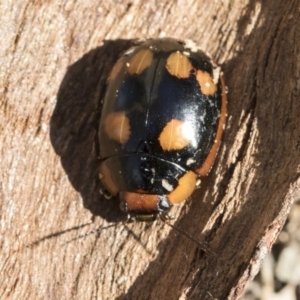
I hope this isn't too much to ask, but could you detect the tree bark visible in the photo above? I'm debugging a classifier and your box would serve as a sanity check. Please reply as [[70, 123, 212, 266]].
[[1, 1, 299, 299]]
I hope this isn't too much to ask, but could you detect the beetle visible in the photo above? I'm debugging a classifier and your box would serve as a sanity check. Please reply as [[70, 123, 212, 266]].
[[98, 38, 227, 221]]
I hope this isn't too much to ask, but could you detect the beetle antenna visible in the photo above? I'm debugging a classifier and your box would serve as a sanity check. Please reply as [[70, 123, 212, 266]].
[[160, 214, 215, 256]]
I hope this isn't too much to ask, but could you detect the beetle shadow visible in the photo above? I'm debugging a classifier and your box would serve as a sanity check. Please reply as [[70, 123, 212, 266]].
[[50, 39, 136, 222]]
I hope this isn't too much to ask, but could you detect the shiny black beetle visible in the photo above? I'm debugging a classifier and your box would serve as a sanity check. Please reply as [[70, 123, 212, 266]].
[[98, 38, 227, 221]]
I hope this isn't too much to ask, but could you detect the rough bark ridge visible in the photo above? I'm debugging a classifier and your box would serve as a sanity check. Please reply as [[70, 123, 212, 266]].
[[1, 1, 299, 299]]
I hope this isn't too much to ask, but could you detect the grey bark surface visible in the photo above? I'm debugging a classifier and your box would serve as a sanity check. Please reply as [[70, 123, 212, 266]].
[[1, 1, 300, 299]]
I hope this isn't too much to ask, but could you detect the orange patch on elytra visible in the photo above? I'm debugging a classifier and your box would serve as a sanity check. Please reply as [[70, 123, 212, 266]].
[[166, 51, 193, 78], [159, 119, 191, 151], [107, 58, 124, 81], [167, 171, 197, 204], [127, 49, 154, 75], [196, 70, 217, 96], [99, 162, 119, 196], [104, 111, 131, 144], [120, 192, 159, 212], [196, 74, 227, 176]]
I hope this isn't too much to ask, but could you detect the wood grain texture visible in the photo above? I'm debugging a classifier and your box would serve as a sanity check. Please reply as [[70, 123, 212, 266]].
[[1, 1, 300, 299]]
